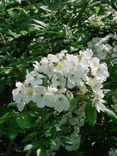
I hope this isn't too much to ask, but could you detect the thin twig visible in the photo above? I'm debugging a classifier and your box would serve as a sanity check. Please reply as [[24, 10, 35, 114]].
[[102, 56, 117, 62], [111, 3, 117, 11]]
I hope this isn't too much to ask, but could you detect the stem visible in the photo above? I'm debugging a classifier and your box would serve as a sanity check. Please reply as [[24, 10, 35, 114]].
[[111, 3, 117, 11], [102, 56, 117, 62]]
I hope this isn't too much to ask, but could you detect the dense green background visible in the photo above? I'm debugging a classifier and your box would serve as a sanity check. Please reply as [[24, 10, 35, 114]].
[[0, 0, 117, 155]]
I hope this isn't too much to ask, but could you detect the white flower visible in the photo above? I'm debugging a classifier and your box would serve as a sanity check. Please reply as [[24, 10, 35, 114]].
[[95, 44, 112, 59], [57, 50, 67, 60], [64, 134, 81, 151], [33, 86, 47, 108], [103, 44, 112, 52], [12, 82, 26, 111], [86, 78, 103, 92], [113, 32, 117, 39], [89, 57, 100, 73], [79, 83, 88, 94], [45, 87, 59, 108], [13, 49, 109, 113], [47, 54, 59, 63], [87, 33, 117, 61], [65, 53, 79, 67], [67, 66, 85, 88], [108, 148, 117, 156], [33, 61, 40, 71], [54, 62, 65, 73], [80, 49, 93, 60], [24, 83, 34, 103], [90, 58, 109, 82], [12, 82, 25, 103], [79, 49, 94, 69], [25, 70, 44, 86], [94, 100, 106, 112], [95, 45, 108, 59], [94, 63, 109, 82], [51, 73, 66, 88], [46, 86, 58, 95], [51, 94, 69, 112], [92, 90, 106, 112], [38, 57, 54, 77]]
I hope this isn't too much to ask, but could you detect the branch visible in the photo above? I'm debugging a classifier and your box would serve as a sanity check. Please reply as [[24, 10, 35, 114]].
[[102, 56, 117, 62], [111, 3, 117, 11]]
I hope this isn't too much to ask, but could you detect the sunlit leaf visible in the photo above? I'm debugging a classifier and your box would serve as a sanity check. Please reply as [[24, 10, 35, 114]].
[[36, 148, 47, 156], [85, 103, 97, 126], [16, 113, 32, 129], [105, 107, 117, 124]]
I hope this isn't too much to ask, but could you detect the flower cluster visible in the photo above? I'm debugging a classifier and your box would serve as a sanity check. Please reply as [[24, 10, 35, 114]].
[[12, 49, 109, 113], [108, 148, 117, 156], [47, 104, 85, 155], [87, 33, 117, 62]]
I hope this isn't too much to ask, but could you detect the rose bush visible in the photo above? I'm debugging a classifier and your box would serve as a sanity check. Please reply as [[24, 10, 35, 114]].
[[0, 0, 117, 155]]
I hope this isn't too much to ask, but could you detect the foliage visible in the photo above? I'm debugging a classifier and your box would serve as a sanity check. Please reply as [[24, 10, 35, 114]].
[[0, 0, 117, 155]]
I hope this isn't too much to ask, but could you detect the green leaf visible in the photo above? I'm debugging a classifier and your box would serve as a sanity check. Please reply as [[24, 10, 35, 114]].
[[94, 6, 100, 14], [85, 103, 97, 126], [105, 107, 117, 124], [36, 148, 47, 156], [0, 112, 10, 124], [105, 90, 116, 99], [8, 129, 17, 140], [16, 0, 21, 3], [64, 24, 72, 39], [33, 19, 47, 28], [77, 32, 91, 44], [16, 113, 32, 129], [24, 144, 33, 151], [21, 132, 38, 143]]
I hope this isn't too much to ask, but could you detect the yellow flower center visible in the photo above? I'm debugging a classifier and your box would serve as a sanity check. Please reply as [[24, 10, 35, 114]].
[[28, 87, 33, 97], [57, 63, 64, 68]]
